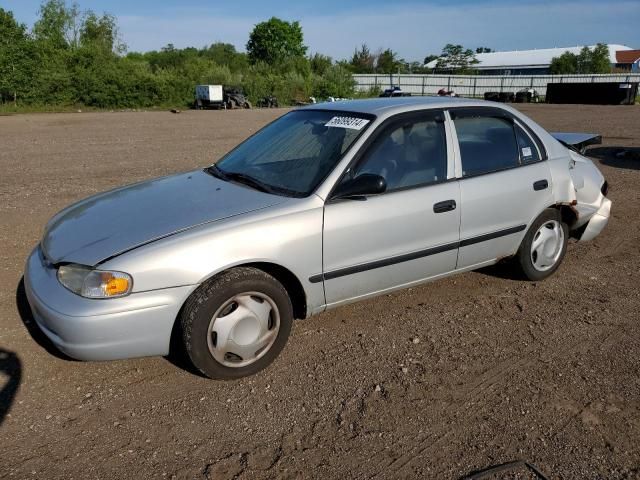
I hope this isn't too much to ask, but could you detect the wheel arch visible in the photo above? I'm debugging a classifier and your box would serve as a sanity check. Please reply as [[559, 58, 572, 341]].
[[169, 261, 308, 359], [550, 202, 579, 230], [185, 261, 308, 320], [241, 262, 307, 320]]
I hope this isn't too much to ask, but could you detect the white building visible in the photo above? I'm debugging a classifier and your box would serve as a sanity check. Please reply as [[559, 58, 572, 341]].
[[425, 44, 635, 75]]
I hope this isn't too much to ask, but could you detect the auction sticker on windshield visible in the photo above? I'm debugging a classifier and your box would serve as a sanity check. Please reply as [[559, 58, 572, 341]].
[[325, 116, 370, 130]]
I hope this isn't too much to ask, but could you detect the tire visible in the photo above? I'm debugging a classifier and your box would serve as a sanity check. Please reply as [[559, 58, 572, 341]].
[[226, 100, 235, 110], [180, 267, 293, 379], [514, 209, 569, 281], [244, 100, 252, 109]]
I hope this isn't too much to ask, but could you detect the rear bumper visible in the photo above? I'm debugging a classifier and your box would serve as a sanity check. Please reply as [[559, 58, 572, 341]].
[[580, 197, 612, 242], [24, 246, 194, 361]]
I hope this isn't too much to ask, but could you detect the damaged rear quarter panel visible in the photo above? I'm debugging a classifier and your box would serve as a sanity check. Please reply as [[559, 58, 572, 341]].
[[529, 124, 605, 230]]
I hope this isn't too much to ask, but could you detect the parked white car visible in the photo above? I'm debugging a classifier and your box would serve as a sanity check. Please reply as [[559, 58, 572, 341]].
[[25, 97, 611, 379]]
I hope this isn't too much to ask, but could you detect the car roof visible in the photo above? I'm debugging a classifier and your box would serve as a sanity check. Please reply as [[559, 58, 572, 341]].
[[301, 96, 500, 118]]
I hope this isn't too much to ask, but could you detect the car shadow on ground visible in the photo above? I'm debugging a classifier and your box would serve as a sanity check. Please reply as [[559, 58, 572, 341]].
[[15, 278, 74, 362], [587, 146, 640, 171], [163, 318, 207, 377], [0, 348, 21, 426], [475, 260, 527, 281], [16, 277, 203, 376]]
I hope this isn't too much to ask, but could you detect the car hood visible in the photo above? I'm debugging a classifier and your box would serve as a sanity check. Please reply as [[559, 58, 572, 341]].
[[41, 170, 287, 266]]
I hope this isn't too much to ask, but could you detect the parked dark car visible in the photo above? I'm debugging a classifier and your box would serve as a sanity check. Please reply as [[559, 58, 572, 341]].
[[379, 86, 411, 97]]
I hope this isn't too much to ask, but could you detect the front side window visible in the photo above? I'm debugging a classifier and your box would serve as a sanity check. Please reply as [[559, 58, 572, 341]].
[[348, 115, 447, 191], [454, 115, 519, 177], [213, 110, 373, 196]]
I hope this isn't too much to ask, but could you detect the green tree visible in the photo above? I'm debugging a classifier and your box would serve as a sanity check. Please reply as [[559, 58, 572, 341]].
[[376, 48, 401, 74], [80, 12, 122, 53], [313, 64, 355, 98], [0, 9, 35, 104], [202, 43, 248, 72], [576, 47, 592, 73], [349, 44, 376, 73], [423, 54, 439, 65], [550, 51, 578, 74], [476, 47, 493, 53], [550, 45, 610, 74], [33, 0, 80, 49], [589, 43, 611, 73], [309, 53, 332, 75], [246, 17, 307, 65], [435, 44, 478, 74]]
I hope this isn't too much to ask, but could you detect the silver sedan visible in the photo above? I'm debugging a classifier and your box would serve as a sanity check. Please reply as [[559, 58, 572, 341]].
[[25, 97, 611, 379]]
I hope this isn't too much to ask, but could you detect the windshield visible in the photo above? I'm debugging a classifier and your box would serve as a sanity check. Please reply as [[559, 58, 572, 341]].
[[212, 110, 374, 197]]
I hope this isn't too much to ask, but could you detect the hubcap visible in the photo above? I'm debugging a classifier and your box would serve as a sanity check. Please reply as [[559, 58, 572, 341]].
[[207, 292, 280, 368], [530, 220, 564, 272]]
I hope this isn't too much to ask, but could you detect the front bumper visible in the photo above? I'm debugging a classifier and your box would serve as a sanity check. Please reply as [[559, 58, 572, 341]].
[[580, 197, 612, 242], [24, 246, 194, 361]]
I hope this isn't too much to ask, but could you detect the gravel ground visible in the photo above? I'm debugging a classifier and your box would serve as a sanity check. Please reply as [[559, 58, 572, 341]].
[[0, 104, 639, 479]]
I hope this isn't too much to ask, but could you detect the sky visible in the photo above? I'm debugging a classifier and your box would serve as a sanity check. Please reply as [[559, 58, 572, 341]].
[[3, 0, 640, 61]]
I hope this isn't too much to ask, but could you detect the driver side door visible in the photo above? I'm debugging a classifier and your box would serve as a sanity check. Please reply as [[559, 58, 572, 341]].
[[319, 110, 461, 307]]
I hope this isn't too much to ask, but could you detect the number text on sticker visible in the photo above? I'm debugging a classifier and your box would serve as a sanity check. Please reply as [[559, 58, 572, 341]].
[[325, 116, 370, 130]]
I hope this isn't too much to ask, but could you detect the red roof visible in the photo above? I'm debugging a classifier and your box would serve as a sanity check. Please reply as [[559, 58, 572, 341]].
[[616, 49, 640, 63]]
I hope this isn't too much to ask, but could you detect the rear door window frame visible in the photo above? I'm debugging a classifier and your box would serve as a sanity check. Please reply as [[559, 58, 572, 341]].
[[447, 106, 548, 180]]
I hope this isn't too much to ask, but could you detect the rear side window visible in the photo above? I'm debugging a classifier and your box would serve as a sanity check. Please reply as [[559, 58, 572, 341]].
[[515, 124, 541, 163], [453, 116, 519, 177]]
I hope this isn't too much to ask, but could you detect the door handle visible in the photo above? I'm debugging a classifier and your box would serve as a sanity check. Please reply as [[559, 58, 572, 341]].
[[533, 179, 549, 191], [433, 199, 457, 213]]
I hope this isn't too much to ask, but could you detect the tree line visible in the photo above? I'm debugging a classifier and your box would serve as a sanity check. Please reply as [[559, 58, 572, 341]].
[[549, 44, 611, 75], [0, 3, 358, 108], [0, 0, 616, 109], [0, 1, 495, 108]]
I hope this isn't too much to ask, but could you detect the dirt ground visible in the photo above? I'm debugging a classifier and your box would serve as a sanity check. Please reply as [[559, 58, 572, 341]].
[[0, 104, 639, 479]]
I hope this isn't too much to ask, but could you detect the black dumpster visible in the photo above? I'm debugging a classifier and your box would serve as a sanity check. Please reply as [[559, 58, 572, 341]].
[[546, 82, 639, 105], [484, 91, 515, 103]]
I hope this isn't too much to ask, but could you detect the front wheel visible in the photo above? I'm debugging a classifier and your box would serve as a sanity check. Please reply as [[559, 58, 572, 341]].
[[514, 209, 568, 281], [180, 267, 293, 379]]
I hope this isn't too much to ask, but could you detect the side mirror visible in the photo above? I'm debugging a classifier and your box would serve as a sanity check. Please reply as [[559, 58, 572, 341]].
[[333, 173, 387, 199]]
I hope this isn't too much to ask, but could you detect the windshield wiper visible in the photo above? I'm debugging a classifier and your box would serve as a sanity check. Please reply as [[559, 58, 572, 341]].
[[207, 165, 274, 194], [206, 164, 229, 180], [225, 171, 275, 194], [206, 164, 304, 197]]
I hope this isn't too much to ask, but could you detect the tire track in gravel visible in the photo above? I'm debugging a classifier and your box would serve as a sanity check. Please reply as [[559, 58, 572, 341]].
[[379, 323, 621, 478], [369, 348, 542, 477]]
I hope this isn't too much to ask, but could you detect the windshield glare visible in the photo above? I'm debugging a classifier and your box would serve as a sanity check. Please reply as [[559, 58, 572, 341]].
[[214, 110, 373, 196]]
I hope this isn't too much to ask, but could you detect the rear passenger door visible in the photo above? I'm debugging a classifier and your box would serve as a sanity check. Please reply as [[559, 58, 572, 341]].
[[450, 107, 554, 269]]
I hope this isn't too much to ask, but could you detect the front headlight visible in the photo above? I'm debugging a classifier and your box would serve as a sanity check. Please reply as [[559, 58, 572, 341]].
[[57, 264, 133, 298]]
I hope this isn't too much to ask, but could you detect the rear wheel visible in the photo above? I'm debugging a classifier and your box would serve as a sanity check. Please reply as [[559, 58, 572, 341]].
[[180, 267, 293, 379], [514, 209, 568, 281]]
